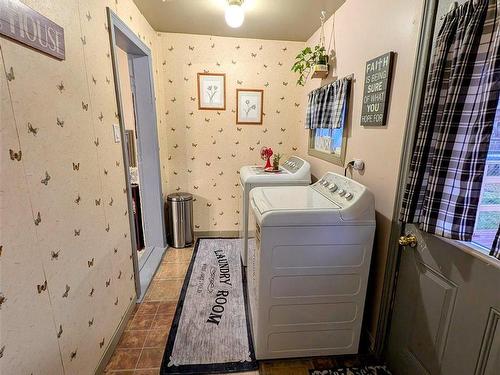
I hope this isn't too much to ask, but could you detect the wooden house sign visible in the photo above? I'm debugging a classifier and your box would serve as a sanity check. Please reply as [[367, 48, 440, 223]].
[[0, 0, 65, 60], [360, 52, 394, 126]]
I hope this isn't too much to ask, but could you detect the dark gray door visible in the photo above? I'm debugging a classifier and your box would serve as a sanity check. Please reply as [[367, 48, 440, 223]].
[[386, 225, 500, 375], [385, 0, 500, 373]]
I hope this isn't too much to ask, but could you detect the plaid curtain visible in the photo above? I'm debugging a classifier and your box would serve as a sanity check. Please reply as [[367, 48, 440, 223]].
[[492, 226, 500, 258], [305, 77, 350, 129], [400, 0, 500, 259]]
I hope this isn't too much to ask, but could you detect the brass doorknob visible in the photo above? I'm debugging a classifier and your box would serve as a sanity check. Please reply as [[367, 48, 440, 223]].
[[399, 234, 417, 248]]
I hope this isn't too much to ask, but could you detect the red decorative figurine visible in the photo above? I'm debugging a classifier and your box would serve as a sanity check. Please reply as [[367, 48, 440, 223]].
[[260, 146, 273, 169]]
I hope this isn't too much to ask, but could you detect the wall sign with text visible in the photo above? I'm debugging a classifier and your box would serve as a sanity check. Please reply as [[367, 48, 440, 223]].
[[360, 52, 394, 126], [0, 0, 65, 60]]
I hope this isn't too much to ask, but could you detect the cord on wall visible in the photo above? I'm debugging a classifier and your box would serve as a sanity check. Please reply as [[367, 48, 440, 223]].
[[344, 160, 354, 177], [344, 159, 365, 177]]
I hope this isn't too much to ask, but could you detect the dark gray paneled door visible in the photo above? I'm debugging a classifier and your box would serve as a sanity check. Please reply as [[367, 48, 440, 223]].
[[386, 225, 500, 375]]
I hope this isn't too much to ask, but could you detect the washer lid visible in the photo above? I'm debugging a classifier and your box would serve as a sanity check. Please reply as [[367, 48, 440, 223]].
[[254, 186, 340, 214], [239, 157, 311, 186], [240, 165, 290, 181], [249, 166, 290, 175]]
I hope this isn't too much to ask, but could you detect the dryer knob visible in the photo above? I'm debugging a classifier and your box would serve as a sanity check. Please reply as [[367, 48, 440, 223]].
[[329, 184, 338, 192], [345, 192, 353, 200], [338, 189, 346, 196]]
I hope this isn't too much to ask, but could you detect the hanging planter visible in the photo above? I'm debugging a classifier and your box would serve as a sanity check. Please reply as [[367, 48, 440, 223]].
[[311, 54, 330, 79], [291, 11, 330, 85], [292, 45, 329, 85]]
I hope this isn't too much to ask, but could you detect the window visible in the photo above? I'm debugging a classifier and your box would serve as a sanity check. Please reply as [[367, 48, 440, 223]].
[[312, 127, 344, 154], [472, 101, 500, 250], [308, 124, 348, 166], [306, 78, 350, 167]]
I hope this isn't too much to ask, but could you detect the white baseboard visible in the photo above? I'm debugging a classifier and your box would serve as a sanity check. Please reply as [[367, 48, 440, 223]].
[[194, 230, 239, 238]]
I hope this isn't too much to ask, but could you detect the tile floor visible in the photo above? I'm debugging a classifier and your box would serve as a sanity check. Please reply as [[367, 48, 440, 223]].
[[104, 247, 192, 374], [104, 246, 378, 375]]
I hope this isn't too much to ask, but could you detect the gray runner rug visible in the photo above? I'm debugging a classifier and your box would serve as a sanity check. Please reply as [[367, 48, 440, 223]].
[[161, 238, 258, 374]]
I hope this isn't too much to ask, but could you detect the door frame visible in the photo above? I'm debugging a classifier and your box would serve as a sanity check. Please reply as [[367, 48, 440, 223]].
[[375, 0, 439, 355], [107, 8, 166, 298]]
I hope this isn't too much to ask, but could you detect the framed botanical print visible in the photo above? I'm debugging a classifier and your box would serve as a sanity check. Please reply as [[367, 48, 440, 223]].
[[236, 89, 263, 125], [197, 73, 226, 110]]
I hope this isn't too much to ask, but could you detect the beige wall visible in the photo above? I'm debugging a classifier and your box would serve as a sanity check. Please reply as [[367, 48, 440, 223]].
[[296, 0, 424, 342], [159, 33, 304, 232], [0, 1, 163, 374]]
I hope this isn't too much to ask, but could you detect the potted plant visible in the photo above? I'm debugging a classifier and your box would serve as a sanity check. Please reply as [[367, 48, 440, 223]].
[[291, 44, 329, 86], [313, 52, 330, 78], [272, 153, 282, 171]]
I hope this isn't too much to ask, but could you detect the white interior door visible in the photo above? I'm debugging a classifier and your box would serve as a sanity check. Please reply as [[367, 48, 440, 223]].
[[131, 55, 166, 248]]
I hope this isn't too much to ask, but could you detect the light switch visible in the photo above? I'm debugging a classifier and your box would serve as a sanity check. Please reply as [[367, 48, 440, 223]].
[[113, 124, 121, 143]]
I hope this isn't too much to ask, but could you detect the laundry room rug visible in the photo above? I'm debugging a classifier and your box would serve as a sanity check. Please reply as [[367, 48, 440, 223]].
[[160, 238, 258, 374], [309, 365, 392, 375]]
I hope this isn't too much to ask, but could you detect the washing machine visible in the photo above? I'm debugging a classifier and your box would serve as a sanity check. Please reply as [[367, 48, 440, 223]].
[[238, 156, 310, 266], [247, 172, 375, 360]]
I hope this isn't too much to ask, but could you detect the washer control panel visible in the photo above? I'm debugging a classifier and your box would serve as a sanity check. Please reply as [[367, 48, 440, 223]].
[[282, 156, 305, 173], [312, 172, 365, 207]]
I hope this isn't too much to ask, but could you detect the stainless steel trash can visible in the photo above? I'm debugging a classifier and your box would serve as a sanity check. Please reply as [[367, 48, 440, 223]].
[[166, 192, 194, 248]]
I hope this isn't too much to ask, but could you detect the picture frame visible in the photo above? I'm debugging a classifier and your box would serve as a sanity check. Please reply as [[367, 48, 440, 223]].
[[197, 73, 226, 110], [360, 52, 394, 126], [236, 89, 264, 125]]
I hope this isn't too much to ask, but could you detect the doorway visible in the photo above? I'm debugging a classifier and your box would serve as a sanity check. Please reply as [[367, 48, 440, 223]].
[[107, 9, 166, 301], [380, 0, 500, 374]]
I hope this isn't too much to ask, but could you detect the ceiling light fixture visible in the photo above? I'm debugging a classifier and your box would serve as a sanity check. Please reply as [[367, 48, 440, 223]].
[[225, 0, 245, 28]]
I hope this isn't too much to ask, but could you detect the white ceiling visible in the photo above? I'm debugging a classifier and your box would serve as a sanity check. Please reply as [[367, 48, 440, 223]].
[[133, 0, 346, 42]]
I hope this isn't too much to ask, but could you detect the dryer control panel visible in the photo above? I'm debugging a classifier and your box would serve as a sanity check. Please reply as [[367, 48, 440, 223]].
[[282, 156, 305, 173]]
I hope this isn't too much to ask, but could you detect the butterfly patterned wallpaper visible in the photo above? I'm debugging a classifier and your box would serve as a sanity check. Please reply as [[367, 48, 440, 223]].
[[1, 1, 311, 373], [0, 0, 166, 374], [158, 33, 306, 232]]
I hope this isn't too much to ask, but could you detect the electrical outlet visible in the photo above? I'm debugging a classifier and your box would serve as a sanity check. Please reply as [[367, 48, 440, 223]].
[[113, 124, 121, 143], [353, 159, 365, 171]]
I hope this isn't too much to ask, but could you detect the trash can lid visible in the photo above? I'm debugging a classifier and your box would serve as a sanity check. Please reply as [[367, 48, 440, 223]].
[[167, 192, 193, 202]]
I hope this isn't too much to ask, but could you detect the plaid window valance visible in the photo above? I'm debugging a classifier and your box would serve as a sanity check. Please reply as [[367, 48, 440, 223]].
[[400, 0, 500, 259], [305, 77, 350, 130]]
